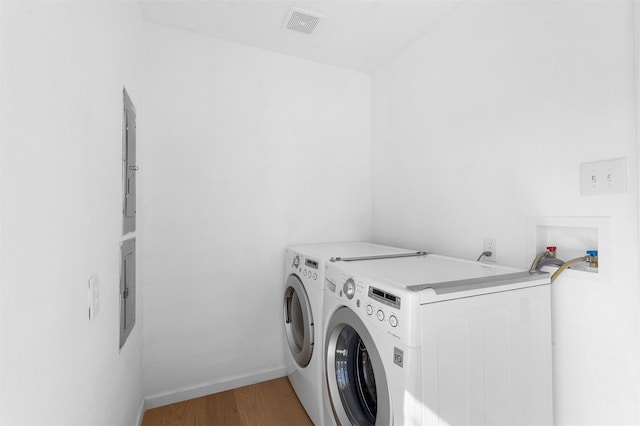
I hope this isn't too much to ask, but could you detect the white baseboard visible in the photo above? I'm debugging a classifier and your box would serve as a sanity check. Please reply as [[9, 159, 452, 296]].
[[135, 398, 145, 426], [142, 366, 287, 411]]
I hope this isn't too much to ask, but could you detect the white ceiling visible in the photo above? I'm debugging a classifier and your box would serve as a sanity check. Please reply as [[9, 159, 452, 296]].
[[139, 1, 460, 73]]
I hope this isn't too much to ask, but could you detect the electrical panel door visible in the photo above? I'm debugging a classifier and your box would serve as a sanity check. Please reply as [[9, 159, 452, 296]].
[[120, 238, 136, 348], [123, 89, 137, 235]]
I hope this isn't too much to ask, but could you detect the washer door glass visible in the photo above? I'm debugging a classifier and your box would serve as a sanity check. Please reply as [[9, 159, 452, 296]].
[[326, 307, 390, 426], [283, 274, 313, 367], [336, 326, 377, 424]]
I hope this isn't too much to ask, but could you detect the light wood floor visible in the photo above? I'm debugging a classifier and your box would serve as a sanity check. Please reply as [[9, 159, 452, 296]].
[[141, 377, 314, 426]]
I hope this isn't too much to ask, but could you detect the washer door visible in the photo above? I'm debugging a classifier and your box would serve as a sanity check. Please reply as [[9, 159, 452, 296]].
[[325, 307, 391, 426], [283, 274, 314, 368]]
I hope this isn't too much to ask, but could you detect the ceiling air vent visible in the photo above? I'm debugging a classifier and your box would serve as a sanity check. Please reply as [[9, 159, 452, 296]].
[[282, 7, 323, 35]]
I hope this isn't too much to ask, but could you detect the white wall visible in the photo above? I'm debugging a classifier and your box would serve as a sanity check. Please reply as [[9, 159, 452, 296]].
[[0, 2, 144, 425], [0, 0, 4, 418], [140, 23, 372, 401], [636, 3, 640, 423], [372, 2, 639, 424]]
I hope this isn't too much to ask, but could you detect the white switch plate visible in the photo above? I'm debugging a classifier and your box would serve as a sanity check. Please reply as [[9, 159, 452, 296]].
[[580, 158, 627, 196], [89, 275, 99, 320]]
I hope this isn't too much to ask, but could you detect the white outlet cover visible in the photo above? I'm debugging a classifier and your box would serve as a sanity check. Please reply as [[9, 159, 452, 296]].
[[580, 158, 626, 196], [483, 238, 497, 263]]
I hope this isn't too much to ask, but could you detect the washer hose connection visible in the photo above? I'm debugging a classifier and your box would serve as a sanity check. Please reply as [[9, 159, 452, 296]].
[[530, 247, 597, 282], [550, 255, 594, 283], [529, 246, 557, 273]]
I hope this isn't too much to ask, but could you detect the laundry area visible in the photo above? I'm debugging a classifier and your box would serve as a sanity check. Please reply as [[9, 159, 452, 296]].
[[1, 1, 640, 425]]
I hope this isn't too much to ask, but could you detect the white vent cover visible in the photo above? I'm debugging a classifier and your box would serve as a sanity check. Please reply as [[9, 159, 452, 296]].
[[282, 7, 323, 35]]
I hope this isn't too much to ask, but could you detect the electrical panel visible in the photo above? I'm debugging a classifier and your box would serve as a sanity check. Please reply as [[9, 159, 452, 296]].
[[123, 88, 137, 234], [120, 238, 136, 348]]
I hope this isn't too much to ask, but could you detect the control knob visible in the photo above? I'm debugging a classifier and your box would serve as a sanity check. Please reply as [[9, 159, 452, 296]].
[[343, 278, 355, 300]]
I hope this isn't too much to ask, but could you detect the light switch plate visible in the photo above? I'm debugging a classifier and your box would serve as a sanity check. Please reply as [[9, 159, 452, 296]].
[[89, 275, 99, 320], [580, 158, 627, 196]]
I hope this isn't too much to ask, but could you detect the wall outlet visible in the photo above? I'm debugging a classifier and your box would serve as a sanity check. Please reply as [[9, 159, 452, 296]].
[[580, 158, 627, 196], [483, 238, 496, 263]]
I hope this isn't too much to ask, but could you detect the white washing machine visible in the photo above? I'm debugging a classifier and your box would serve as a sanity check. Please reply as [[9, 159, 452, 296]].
[[322, 254, 553, 426], [283, 242, 422, 426]]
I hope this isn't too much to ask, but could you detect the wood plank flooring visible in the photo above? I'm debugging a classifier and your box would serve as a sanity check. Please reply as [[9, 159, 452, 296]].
[[141, 377, 314, 426]]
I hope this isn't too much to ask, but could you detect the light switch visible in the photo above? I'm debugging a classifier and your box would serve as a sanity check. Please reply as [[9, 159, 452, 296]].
[[89, 275, 99, 320], [580, 158, 627, 196]]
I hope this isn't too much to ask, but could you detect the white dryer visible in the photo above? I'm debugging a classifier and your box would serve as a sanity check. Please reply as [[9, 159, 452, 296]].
[[283, 242, 421, 426], [322, 254, 553, 426]]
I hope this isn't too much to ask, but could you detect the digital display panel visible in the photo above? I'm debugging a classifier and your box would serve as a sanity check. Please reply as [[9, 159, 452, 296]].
[[305, 259, 319, 269], [368, 286, 401, 309]]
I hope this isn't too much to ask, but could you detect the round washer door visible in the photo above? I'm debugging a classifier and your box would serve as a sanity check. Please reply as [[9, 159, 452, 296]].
[[283, 274, 314, 368], [325, 307, 391, 426]]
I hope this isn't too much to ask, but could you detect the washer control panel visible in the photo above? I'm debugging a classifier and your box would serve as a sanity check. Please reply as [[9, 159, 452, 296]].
[[287, 252, 318, 281], [302, 266, 318, 280], [329, 271, 406, 338], [367, 285, 401, 328], [305, 258, 319, 270], [368, 286, 401, 308], [325, 263, 415, 345], [363, 285, 404, 337]]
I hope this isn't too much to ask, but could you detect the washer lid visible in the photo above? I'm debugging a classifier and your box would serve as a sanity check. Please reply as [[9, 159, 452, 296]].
[[330, 254, 551, 304], [410, 270, 550, 304]]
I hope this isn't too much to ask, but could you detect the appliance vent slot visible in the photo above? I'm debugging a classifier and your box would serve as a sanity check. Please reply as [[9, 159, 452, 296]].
[[283, 8, 323, 35]]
